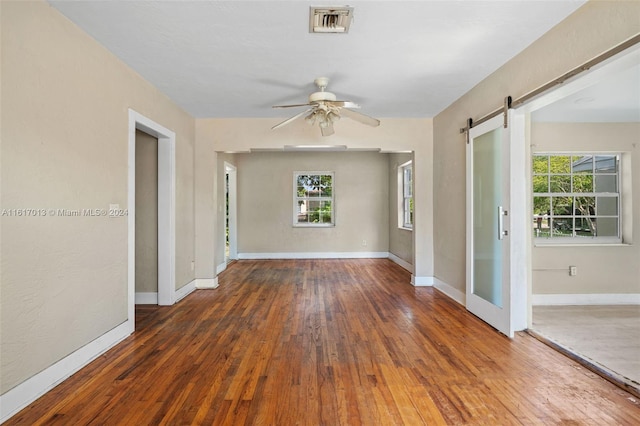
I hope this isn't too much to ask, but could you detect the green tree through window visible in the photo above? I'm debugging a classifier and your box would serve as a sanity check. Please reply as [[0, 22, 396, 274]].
[[294, 173, 334, 226], [533, 154, 619, 241]]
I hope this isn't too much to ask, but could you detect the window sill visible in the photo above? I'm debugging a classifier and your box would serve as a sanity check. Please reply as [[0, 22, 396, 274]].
[[398, 226, 413, 232], [534, 242, 630, 247], [293, 224, 335, 228]]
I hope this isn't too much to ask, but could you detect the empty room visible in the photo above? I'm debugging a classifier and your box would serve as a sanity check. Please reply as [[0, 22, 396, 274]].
[[1, 1, 639, 424]]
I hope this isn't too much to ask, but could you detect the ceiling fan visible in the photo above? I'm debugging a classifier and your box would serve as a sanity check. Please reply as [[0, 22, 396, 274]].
[[271, 77, 380, 136]]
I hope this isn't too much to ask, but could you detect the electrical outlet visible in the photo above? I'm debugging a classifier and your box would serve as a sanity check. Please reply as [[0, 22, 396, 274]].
[[569, 266, 577, 276], [362, 239, 367, 247], [191, 260, 195, 271]]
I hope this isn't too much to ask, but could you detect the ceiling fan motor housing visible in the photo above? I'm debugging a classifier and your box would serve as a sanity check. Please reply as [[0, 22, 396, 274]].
[[309, 91, 337, 103]]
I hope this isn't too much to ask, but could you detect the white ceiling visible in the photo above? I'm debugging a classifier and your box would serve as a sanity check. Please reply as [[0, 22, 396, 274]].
[[49, 1, 586, 119], [532, 62, 640, 122]]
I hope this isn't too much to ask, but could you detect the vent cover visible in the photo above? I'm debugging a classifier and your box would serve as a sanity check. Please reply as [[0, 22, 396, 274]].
[[309, 6, 354, 33]]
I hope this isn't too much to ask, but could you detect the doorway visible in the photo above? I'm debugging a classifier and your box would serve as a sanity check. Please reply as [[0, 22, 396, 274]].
[[134, 130, 158, 304], [522, 44, 640, 394], [127, 110, 176, 329], [224, 162, 237, 263]]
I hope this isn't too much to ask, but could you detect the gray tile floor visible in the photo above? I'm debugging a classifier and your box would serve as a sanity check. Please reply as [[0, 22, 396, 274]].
[[532, 305, 640, 390]]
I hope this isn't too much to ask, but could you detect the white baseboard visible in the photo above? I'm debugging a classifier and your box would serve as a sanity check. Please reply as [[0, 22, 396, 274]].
[[532, 293, 640, 306], [0, 320, 132, 424], [175, 280, 196, 303], [388, 253, 413, 273], [237, 251, 389, 260], [195, 277, 219, 289], [433, 277, 466, 305], [216, 262, 227, 275], [411, 275, 434, 287], [135, 292, 158, 304]]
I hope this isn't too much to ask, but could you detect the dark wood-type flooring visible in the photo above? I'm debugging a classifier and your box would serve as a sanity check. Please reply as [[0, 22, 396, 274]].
[[7, 259, 640, 425]]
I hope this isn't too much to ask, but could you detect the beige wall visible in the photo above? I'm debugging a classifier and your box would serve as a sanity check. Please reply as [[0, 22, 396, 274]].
[[135, 130, 158, 293], [531, 123, 639, 294], [433, 1, 640, 293], [235, 151, 389, 254], [1, 1, 195, 394], [194, 132, 216, 279], [196, 117, 434, 278], [388, 153, 414, 265]]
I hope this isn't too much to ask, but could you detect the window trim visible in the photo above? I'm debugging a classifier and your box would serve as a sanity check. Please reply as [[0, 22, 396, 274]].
[[398, 161, 413, 230], [532, 152, 621, 245], [293, 171, 335, 227]]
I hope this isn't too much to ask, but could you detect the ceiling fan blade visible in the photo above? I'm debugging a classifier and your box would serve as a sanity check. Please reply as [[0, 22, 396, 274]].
[[340, 108, 380, 127], [271, 109, 313, 130], [320, 122, 335, 137], [272, 103, 312, 109], [327, 100, 360, 109]]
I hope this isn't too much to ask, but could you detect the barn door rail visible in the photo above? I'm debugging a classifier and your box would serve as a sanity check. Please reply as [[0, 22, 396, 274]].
[[459, 33, 640, 142]]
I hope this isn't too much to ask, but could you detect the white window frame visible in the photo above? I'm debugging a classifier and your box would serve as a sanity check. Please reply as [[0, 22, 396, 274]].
[[293, 172, 335, 227], [398, 161, 413, 230], [532, 152, 621, 245]]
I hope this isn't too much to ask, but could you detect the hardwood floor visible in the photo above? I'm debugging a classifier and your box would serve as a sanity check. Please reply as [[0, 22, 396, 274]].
[[7, 259, 640, 425]]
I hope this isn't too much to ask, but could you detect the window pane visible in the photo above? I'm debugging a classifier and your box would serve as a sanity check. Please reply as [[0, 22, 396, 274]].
[[575, 196, 595, 216], [409, 197, 414, 222], [320, 201, 332, 224], [595, 174, 617, 192], [305, 200, 332, 224], [404, 167, 412, 197], [571, 155, 593, 173], [550, 175, 571, 193], [572, 174, 593, 192], [575, 217, 595, 236], [533, 176, 548, 193], [306, 200, 319, 222], [533, 196, 550, 216], [596, 218, 618, 237], [320, 175, 332, 196], [595, 155, 617, 173], [552, 196, 572, 215], [597, 196, 618, 216], [552, 218, 573, 236], [549, 156, 571, 173], [532, 155, 548, 173], [533, 211, 551, 237]]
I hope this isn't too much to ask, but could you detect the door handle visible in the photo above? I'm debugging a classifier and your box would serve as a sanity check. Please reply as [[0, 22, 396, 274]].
[[498, 206, 508, 240]]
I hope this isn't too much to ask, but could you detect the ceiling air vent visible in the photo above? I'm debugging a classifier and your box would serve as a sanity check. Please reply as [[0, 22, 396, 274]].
[[309, 6, 354, 33]]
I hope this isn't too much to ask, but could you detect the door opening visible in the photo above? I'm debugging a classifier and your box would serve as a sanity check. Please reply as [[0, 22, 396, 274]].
[[134, 130, 158, 304], [128, 110, 176, 330], [224, 162, 237, 263]]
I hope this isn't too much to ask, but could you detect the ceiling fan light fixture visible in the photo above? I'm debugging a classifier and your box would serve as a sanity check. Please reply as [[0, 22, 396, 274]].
[[305, 113, 316, 125], [271, 77, 379, 135]]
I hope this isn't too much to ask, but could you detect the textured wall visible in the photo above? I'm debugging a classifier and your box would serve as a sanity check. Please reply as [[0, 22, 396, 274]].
[[433, 1, 640, 292], [235, 151, 389, 254], [531, 123, 640, 294], [1, 1, 195, 394]]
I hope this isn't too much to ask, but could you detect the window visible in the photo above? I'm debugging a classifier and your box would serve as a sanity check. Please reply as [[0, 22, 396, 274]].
[[294, 172, 334, 226], [399, 161, 413, 229], [533, 154, 620, 242]]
